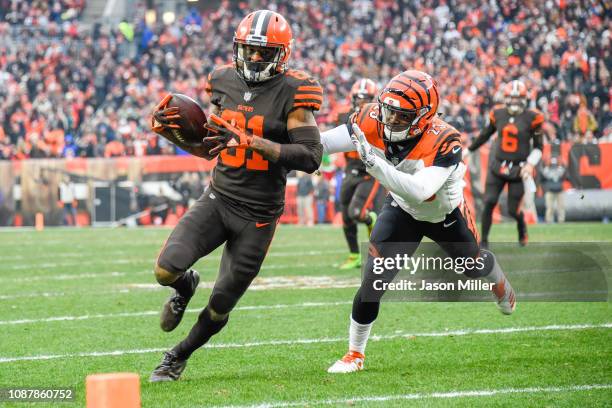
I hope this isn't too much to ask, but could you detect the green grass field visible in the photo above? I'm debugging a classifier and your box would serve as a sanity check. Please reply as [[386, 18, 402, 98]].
[[0, 223, 610, 407]]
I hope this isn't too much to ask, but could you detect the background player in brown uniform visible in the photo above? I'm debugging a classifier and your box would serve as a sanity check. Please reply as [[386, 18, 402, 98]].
[[336, 79, 382, 270], [465, 80, 544, 248], [149, 10, 323, 381]]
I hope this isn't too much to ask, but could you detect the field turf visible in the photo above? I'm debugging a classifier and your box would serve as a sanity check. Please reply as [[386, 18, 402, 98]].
[[0, 223, 610, 407]]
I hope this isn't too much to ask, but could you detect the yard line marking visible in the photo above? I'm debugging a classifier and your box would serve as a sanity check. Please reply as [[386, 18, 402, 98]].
[[3, 262, 338, 282], [0, 301, 353, 325], [0, 323, 609, 363], [212, 384, 612, 408], [1, 250, 345, 270], [125, 275, 360, 291], [6, 272, 127, 282], [0, 289, 132, 300], [0, 273, 359, 299]]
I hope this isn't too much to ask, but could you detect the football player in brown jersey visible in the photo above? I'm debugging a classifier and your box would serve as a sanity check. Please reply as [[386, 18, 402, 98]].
[[336, 78, 384, 270], [465, 80, 544, 248], [149, 9, 323, 382]]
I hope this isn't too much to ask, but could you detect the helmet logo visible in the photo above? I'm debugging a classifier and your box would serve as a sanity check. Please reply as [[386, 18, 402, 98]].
[[246, 34, 268, 45], [383, 96, 400, 107]]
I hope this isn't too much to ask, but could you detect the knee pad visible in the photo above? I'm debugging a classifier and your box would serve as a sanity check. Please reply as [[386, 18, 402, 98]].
[[208, 292, 236, 317], [346, 203, 361, 222], [153, 264, 180, 286], [463, 249, 496, 278], [157, 242, 191, 275], [342, 210, 355, 226]]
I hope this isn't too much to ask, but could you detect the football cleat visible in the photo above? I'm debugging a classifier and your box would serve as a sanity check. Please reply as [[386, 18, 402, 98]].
[[327, 351, 365, 373], [150, 351, 188, 382], [492, 277, 516, 315], [366, 211, 377, 237], [480, 240, 489, 250], [339, 253, 361, 270], [519, 233, 528, 247], [160, 269, 200, 332]]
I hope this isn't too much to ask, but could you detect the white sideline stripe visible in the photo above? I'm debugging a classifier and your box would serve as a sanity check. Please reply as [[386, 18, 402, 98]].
[[214, 384, 612, 408], [0, 323, 609, 363], [0, 301, 353, 326]]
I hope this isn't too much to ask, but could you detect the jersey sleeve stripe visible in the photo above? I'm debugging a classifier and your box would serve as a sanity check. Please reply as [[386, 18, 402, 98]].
[[294, 93, 323, 101], [531, 115, 545, 128], [293, 99, 323, 105], [293, 102, 322, 109], [433, 127, 455, 146], [297, 86, 323, 93]]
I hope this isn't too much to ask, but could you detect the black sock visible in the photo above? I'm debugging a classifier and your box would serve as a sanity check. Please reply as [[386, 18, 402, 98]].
[[343, 224, 359, 253], [481, 202, 495, 243], [172, 307, 228, 360], [351, 288, 380, 325], [516, 211, 527, 239], [170, 270, 194, 298]]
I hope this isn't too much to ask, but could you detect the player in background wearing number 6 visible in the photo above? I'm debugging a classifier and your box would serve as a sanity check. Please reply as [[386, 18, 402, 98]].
[[149, 10, 323, 382], [463, 80, 545, 248], [319, 70, 516, 373]]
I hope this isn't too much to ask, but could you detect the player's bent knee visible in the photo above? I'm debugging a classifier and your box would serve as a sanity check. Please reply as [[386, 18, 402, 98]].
[[464, 249, 496, 278], [157, 242, 194, 275], [153, 264, 179, 285], [208, 292, 235, 318], [348, 205, 365, 223], [483, 199, 497, 209], [507, 209, 520, 220]]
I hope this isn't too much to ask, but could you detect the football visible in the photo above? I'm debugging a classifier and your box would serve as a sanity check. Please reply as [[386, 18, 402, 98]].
[[159, 93, 208, 147]]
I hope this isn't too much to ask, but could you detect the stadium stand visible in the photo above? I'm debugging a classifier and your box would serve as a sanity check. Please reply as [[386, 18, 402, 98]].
[[0, 0, 609, 160], [0, 0, 610, 227]]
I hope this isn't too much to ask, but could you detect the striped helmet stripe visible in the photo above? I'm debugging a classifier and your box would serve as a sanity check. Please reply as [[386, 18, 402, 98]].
[[250, 10, 271, 37], [359, 79, 367, 93], [402, 74, 431, 105]]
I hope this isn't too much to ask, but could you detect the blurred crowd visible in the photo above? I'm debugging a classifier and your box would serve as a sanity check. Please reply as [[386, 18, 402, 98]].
[[0, 0, 610, 160]]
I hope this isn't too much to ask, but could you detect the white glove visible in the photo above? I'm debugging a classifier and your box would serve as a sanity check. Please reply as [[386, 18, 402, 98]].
[[351, 123, 376, 168]]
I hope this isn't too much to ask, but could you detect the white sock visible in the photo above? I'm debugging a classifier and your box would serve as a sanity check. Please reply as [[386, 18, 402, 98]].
[[348, 315, 373, 354], [482, 250, 504, 284]]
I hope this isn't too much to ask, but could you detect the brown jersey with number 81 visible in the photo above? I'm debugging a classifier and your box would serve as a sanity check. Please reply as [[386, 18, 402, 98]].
[[205, 65, 323, 220]]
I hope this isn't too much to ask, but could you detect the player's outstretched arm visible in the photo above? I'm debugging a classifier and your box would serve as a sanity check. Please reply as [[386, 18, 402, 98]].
[[319, 124, 356, 154], [351, 123, 456, 203], [369, 159, 456, 204]]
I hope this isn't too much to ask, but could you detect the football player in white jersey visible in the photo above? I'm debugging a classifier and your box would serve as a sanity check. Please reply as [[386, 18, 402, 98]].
[[320, 70, 516, 373]]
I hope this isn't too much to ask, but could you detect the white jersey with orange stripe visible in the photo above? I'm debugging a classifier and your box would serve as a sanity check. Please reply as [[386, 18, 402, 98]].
[[321, 106, 466, 223]]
